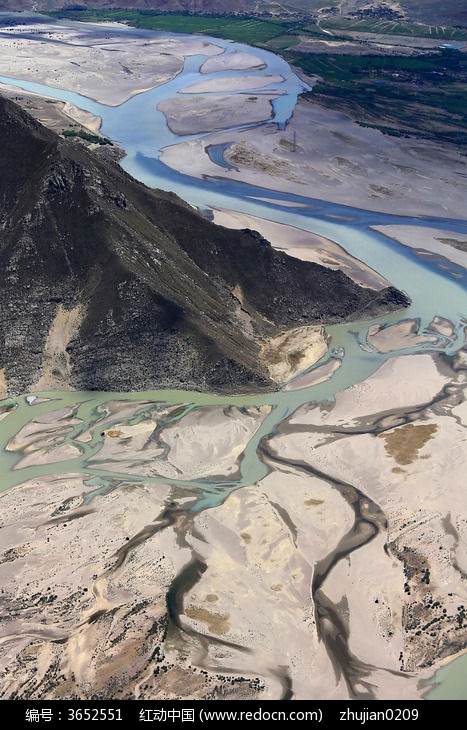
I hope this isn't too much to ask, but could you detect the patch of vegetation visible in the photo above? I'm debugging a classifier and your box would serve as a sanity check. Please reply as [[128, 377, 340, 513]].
[[290, 50, 467, 84], [379, 423, 438, 465], [264, 33, 302, 50], [288, 350, 305, 366], [62, 129, 113, 145], [184, 607, 230, 635]]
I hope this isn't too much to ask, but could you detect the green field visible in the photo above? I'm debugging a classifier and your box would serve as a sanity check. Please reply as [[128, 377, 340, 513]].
[[49, 9, 467, 45], [289, 49, 467, 146], [48, 10, 290, 45], [291, 51, 467, 83], [321, 17, 467, 41]]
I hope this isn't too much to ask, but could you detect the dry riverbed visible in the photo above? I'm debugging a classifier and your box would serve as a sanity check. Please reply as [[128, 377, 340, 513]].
[[1, 347, 465, 699]]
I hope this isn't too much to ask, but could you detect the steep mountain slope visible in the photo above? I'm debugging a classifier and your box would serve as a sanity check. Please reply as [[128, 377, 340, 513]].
[[0, 96, 409, 395]]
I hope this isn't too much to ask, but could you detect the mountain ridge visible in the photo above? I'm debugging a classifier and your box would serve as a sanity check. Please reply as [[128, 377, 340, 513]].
[[0, 2, 465, 27], [0, 95, 410, 396]]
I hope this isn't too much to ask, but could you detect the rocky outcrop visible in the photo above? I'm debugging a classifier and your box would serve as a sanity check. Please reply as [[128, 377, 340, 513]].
[[0, 96, 410, 395]]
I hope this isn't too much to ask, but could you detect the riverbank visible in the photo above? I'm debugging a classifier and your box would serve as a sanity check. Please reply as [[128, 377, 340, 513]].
[[0, 82, 102, 134], [160, 96, 467, 219], [212, 208, 391, 289]]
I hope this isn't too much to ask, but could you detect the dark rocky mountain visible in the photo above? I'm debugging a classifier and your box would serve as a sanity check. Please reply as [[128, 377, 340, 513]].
[[0, 95, 409, 395]]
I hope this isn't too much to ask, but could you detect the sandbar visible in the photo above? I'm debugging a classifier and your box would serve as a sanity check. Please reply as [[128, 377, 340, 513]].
[[160, 98, 467, 218], [200, 50, 266, 73], [276, 351, 467, 679], [158, 93, 278, 135], [89, 404, 270, 480], [180, 74, 284, 94], [0, 23, 222, 105], [373, 225, 467, 269], [366, 319, 439, 353]]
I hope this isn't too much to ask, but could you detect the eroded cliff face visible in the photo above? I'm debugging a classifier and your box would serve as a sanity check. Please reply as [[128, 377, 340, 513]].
[[0, 96, 409, 396]]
